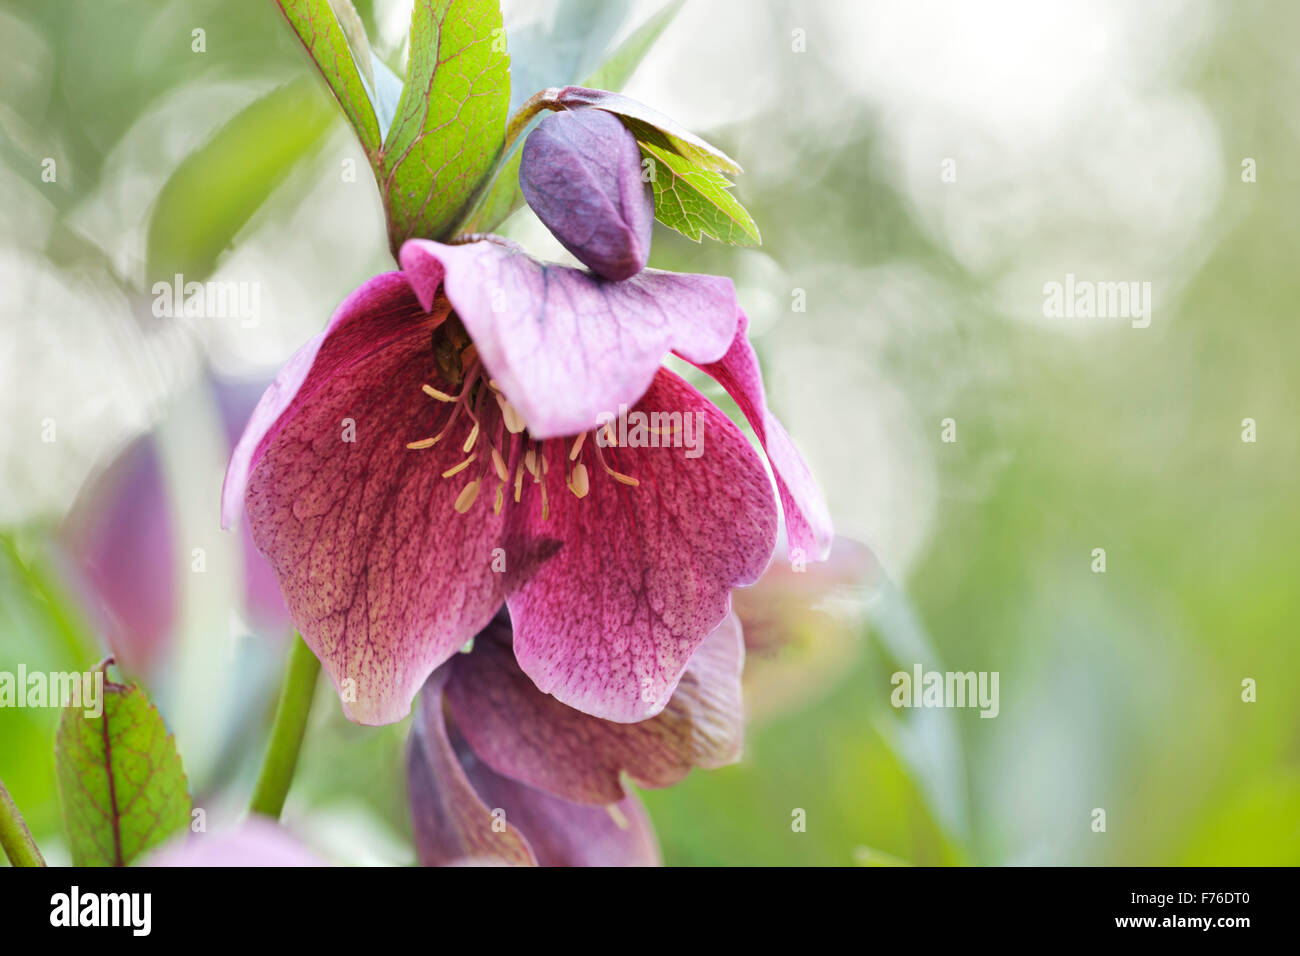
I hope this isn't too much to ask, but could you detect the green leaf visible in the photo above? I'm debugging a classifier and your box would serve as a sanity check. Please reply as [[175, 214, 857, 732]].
[[56, 671, 190, 867], [146, 77, 335, 283], [458, 0, 682, 236], [331, 0, 376, 92], [641, 141, 760, 245], [275, 0, 382, 158], [380, 0, 511, 252], [558, 86, 741, 175]]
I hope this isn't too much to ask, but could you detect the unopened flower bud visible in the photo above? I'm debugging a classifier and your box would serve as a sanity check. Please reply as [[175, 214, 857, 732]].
[[519, 109, 653, 281]]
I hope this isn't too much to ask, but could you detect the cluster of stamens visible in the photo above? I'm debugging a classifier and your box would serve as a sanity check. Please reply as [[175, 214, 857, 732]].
[[405, 318, 640, 517]]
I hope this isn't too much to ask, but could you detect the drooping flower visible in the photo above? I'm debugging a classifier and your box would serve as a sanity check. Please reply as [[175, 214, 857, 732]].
[[223, 90, 831, 727], [223, 240, 830, 727], [406, 606, 744, 866]]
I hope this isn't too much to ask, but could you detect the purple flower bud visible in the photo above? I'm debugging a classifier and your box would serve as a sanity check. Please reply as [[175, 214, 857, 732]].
[[519, 109, 653, 281]]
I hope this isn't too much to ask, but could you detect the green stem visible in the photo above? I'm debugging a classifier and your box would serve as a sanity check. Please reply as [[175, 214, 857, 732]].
[[0, 778, 47, 867], [249, 635, 320, 819]]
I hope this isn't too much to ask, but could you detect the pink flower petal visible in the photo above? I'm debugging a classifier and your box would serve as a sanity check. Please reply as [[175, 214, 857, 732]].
[[409, 670, 660, 867], [446, 609, 744, 804], [688, 310, 834, 562], [213, 376, 293, 637], [221, 272, 429, 529], [142, 818, 326, 867], [504, 367, 776, 722], [407, 670, 536, 867], [459, 747, 661, 867], [230, 275, 506, 724], [399, 238, 739, 439]]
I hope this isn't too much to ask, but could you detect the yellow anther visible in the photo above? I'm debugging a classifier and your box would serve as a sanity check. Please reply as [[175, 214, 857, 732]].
[[462, 422, 480, 454], [524, 449, 538, 478], [568, 432, 587, 461], [496, 393, 526, 434], [422, 384, 456, 403], [493, 483, 504, 515], [491, 447, 509, 483], [406, 437, 439, 450], [442, 453, 477, 479], [602, 423, 618, 447], [453, 479, 481, 514], [567, 462, 590, 499], [513, 464, 524, 503]]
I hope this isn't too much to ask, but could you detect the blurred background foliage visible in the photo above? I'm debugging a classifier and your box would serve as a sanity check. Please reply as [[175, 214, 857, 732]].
[[1, 0, 1297, 865]]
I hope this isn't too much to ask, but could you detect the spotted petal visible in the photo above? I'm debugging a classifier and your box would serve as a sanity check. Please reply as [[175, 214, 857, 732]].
[[503, 367, 776, 722], [689, 310, 834, 562], [408, 671, 660, 867], [223, 273, 507, 724]]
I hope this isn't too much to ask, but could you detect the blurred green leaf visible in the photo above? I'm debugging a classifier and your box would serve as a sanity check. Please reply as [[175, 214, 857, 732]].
[[640, 141, 760, 245], [583, 0, 684, 92], [380, 0, 511, 252], [274, 0, 382, 158], [55, 673, 190, 866], [459, 0, 682, 235], [146, 78, 335, 283], [507, 0, 631, 113]]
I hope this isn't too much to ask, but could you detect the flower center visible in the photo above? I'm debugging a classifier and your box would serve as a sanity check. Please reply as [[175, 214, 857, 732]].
[[405, 315, 639, 516]]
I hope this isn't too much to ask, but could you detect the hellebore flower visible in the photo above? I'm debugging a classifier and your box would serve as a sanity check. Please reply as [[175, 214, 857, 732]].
[[222, 236, 831, 726], [223, 240, 830, 727], [518, 108, 653, 280], [224, 91, 831, 726], [406, 607, 744, 866]]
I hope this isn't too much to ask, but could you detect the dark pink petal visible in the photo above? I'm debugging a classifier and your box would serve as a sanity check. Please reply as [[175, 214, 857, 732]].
[[519, 109, 653, 280], [221, 272, 427, 528], [459, 743, 661, 867], [407, 670, 536, 867], [61, 438, 176, 677], [504, 367, 776, 722], [228, 275, 506, 724], [688, 310, 834, 562], [409, 671, 659, 867], [399, 238, 738, 439], [446, 609, 744, 804], [142, 818, 326, 866]]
